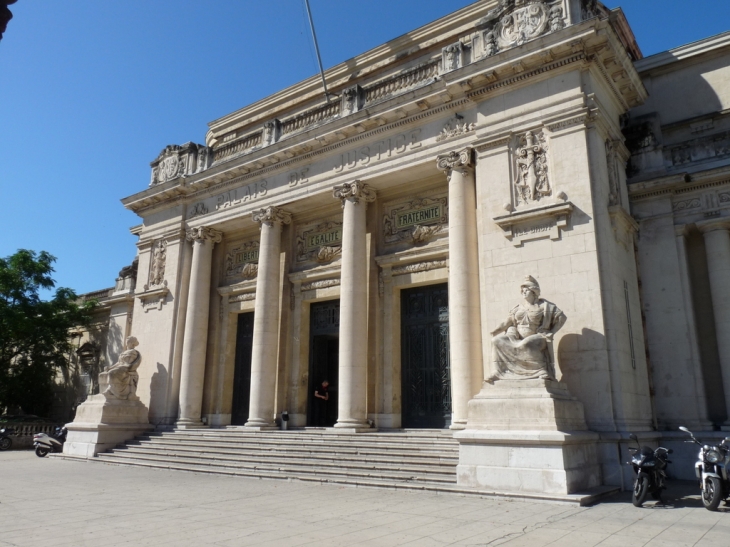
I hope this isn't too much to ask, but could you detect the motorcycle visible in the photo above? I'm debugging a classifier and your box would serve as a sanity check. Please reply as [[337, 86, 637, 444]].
[[0, 427, 15, 451], [33, 427, 67, 457], [627, 433, 672, 507], [679, 426, 730, 511]]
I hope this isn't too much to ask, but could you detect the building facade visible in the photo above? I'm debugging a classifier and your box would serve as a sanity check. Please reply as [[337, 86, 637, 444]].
[[76, 0, 730, 489]]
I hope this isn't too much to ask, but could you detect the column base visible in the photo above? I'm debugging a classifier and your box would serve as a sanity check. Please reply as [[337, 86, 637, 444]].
[[449, 422, 466, 431], [175, 422, 208, 430]]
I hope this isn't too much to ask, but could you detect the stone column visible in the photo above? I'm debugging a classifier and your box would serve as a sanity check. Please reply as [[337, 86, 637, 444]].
[[699, 221, 730, 421], [245, 206, 292, 429], [177, 226, 223, 428], [437, 147, 483, 429], [333, 180, 376, 430]]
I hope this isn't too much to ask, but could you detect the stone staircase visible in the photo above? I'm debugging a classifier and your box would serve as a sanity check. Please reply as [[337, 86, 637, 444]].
[[94, 428, 463, 494]]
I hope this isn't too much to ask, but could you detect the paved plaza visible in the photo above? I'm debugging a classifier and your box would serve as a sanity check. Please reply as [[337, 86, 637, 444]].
[[0, 450, 728, 547]]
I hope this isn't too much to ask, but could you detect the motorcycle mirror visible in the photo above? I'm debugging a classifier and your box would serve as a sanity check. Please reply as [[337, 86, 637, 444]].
[[629, 434, 638, 442], [667, 448, 673, 454], [679, 426, 690, 433]]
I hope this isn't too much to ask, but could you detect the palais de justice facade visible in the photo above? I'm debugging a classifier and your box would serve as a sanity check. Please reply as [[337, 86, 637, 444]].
[[67, 0, 730, 493]]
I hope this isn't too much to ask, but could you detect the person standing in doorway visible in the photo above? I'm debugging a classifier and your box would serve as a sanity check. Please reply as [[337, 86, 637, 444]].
[[313, 380, 329, 426]]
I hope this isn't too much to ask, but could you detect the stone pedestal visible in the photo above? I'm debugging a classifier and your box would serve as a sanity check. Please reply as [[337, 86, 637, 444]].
[[455, 379, 600, 495], [63, 394, 152, 458]]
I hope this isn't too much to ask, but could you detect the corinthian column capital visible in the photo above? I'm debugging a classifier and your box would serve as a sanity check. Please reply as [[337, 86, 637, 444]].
[[252, 206, 292, 227], [333, 180, 376, 206], [436, 147, 474, 179], [186, 226, 223, 244]]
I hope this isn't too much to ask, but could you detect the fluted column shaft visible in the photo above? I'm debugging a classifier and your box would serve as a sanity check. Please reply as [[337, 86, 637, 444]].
[[334, 180, 376, 429], [700, 222, 730, 421], [437, 148, 483, 429], [177, 226, 222, 427], [245, 206, 291, 428]]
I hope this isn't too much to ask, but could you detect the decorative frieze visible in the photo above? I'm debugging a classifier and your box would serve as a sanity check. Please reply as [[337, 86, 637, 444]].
[[666, 130, 730, 168], [229, 292, 256, 304], [296, 220, 343, 264], [514, 130, 551, 206], [392, 259, 447, 276], [301, 278, 341, 291], [383, 196, 448, 245], [225, 241, 259, 278], [436, 114, 476, 142]]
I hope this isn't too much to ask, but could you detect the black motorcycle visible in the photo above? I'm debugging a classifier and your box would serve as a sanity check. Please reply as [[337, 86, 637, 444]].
[[679, 426, 730, 511], [0, 427, 15, 451], [627, 433, 672, 507]]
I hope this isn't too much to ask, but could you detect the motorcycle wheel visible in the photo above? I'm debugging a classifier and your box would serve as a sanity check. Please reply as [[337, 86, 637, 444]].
[[632, 473, 650, 507], [702, 476, 723, 511], [34, 446, 50, 458], [0, 437, 11, 451]]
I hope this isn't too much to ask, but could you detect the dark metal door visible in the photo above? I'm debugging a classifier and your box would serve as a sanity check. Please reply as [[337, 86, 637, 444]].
[[308, 300, 340, 427], [401, 283, 450, 428], [231, 312, 254, 426]]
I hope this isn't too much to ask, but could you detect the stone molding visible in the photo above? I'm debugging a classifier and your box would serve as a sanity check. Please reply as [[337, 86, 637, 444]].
[[185, 226, 223, 244], [301, 278, 341, 291], [251, 206, 292, 227], [333, 180, 376, 205], [436, 147, 473, 179], [697, 218, 730, 234], [436, 114, 476, 142], [135, 281, 169, 313]]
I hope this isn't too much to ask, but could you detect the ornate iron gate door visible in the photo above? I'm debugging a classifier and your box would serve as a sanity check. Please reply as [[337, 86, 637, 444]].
[[231, 312, 254, 425], [401, 283, 450, 428]]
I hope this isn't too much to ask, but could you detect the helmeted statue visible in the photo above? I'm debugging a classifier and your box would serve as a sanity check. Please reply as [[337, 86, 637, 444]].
[[487, 275, 566, 383]]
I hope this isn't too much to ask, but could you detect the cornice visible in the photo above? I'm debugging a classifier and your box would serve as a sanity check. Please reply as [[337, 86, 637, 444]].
[[628, 166, 730, 201]]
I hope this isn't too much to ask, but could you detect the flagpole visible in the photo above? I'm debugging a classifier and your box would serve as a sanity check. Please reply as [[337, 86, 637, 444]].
[[304, 0, 331, 103]]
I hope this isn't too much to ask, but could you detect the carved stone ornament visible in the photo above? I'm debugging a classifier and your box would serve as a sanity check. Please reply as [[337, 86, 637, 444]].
[[296, 220, 343, 263], [333, 180, 376, 206], [441, 42, 464, 73], [262, 119, 281, 147], [436, 114, 476, 142], [226, 241, 260, 278], [138, 280, 169, 312], [186, 226, 223, 244], [514, 130, 550, 206], [149, 142, 208, 186], [436, 147, 473, 179], [147, 239, 167, 287], [302, 278, 341, 291], [99, 336, 142, 400], [474, 1, 560, 59], [392, 259, 447, 276], [189, 202, 209, 219], [383, 196, 448, 245], [229, 292, 256, 304], [341, 85, 362, 116], [605, 139, 622, 206], [252, 206, 292, 227], [487, 275, 566, 383]]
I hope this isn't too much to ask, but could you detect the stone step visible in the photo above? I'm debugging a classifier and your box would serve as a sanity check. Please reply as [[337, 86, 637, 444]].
[[112, 446, 456, 473], [97, 452, 455, 483], [154, 429, 458, 444]]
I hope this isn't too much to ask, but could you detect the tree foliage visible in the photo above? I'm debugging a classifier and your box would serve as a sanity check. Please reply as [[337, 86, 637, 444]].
[[0, 250, 95, 416]]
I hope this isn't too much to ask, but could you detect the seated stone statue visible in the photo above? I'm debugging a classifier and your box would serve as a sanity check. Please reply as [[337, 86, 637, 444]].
[[487, 275, 566, 383], [100, 336, 141, 400]]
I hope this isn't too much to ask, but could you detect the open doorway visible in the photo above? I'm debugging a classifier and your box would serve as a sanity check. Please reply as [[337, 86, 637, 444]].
[[307, 300, 340, 427]]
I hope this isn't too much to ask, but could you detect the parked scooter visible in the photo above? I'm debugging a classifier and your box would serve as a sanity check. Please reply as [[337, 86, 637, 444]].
[[627, 433, 673, 507], [680, 426, 730, 511], [33, 427, 67, 457], [0, 427, 15, 451]]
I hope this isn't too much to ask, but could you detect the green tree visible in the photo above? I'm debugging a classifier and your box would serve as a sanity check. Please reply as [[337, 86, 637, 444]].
[[0, 250, 95, 416]]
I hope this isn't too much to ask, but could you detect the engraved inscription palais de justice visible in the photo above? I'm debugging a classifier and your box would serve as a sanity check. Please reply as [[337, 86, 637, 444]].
[[334, 129, 422, 172], [216, 180, 268, 210]]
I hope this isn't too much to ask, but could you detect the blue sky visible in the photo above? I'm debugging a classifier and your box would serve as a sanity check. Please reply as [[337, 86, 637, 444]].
[[1, 0, 729, 296]]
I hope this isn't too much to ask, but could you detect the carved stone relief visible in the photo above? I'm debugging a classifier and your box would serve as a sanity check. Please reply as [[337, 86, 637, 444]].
[[262, 120, 280, 147], [147, 240, 167, 288], [383, 196, 448, 245], [302, 278, 340, 291], [666, 130, 730, 168], [226, 241, 259, 278], [442, 42, 464, 73], [436, 114, 476, 142], [189, 202, 209, 219], [474, 1, 559, 60], [149, 142, 208, 186], [392, 259, 447, 276], [605, 139, 623, 206], [341, 85, 363, 116], [514, 130, 551, 206], [229, 292, 256, 304], [296, 220, 343, 264]]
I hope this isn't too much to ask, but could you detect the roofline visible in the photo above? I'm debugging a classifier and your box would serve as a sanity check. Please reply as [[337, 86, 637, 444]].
[[634, 30, 730, 73]]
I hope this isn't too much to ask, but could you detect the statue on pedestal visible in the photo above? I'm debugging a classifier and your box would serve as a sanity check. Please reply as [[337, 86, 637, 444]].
[[487, 275, 566, 383], [99, 336, 141, 400]]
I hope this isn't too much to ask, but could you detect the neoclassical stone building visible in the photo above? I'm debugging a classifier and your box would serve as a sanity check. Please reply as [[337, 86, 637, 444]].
[[72, 0, 730, 492]]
